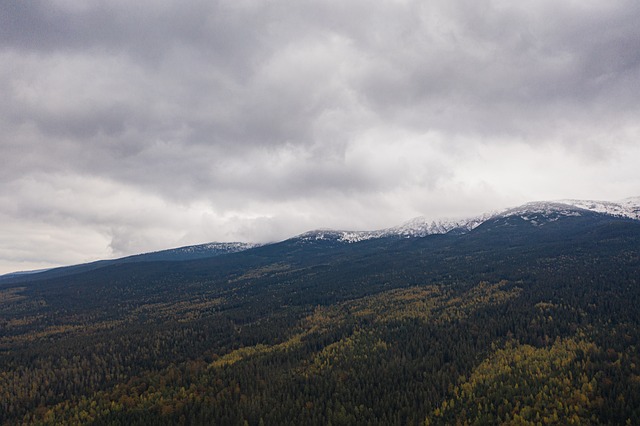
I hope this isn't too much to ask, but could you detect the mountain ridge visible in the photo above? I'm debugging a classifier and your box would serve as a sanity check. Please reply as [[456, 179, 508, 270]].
[[2, 196, 638, 278], [296, 196, 640, 243], [0, 241, 260, 282]]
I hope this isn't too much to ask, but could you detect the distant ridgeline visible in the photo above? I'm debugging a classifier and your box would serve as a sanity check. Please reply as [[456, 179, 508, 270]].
[[1, 197, 639, 425]]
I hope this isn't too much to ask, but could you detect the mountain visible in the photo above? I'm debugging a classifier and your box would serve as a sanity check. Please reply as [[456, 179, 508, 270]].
[[3, 196, 638, 284], [4, 197, 637, 280], [1, 197, 640, 425], [294, 196, 640, 243]]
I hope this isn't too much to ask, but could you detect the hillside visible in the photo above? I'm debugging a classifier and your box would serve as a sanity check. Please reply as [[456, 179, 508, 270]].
[[1, 202, 640, 424]]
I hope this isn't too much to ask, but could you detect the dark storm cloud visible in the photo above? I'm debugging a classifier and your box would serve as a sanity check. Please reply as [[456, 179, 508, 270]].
[[1, 1, 261, 63], [5, 1, 638, 148], [349, 1, 640, 139], [1, 0, 639, 273]]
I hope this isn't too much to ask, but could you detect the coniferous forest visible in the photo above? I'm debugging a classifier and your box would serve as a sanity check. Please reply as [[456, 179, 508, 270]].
[[1, 213, 640, 425]]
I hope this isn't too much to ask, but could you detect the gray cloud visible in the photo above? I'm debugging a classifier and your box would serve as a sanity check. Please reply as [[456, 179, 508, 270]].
[[1, 0, 639, 273]]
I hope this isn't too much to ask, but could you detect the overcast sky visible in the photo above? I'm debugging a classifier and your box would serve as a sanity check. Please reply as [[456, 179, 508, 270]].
[[1, 0, 639, 274]]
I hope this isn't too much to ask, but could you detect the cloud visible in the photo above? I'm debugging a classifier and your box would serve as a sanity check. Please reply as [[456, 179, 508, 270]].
[[1, 0, 639, 273]]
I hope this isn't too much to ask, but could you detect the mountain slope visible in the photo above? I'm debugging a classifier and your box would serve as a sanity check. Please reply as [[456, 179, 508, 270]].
[[114, 241, 260, 263], [0, 241, 259, 284], [1, 200, 640, 425]]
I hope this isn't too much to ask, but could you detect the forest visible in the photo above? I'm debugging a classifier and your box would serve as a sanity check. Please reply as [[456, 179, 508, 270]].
[[1, 213, 639, 425]]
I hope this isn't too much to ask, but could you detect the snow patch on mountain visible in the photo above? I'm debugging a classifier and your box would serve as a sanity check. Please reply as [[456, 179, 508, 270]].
[[491, 198, 640, 226], [499, 202, 581, 217], [382, 213, 496, 238], [559, 197, 640, 220], [296, 213, 495, 243], [495, 202, 584, 226], [494, 198, 640, 224], [169, 242, 260, 254]]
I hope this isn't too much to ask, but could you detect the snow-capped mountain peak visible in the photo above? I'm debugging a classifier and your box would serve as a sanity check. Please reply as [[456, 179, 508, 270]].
[[489, 197, 640, 226], [294, 197, 640, 244]]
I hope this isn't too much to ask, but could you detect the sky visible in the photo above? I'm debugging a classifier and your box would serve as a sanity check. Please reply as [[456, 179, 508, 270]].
[[1, 0, 640, 274]]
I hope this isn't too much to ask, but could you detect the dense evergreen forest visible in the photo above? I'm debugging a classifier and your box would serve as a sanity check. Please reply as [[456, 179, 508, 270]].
[[1, 213, 640, 425]]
